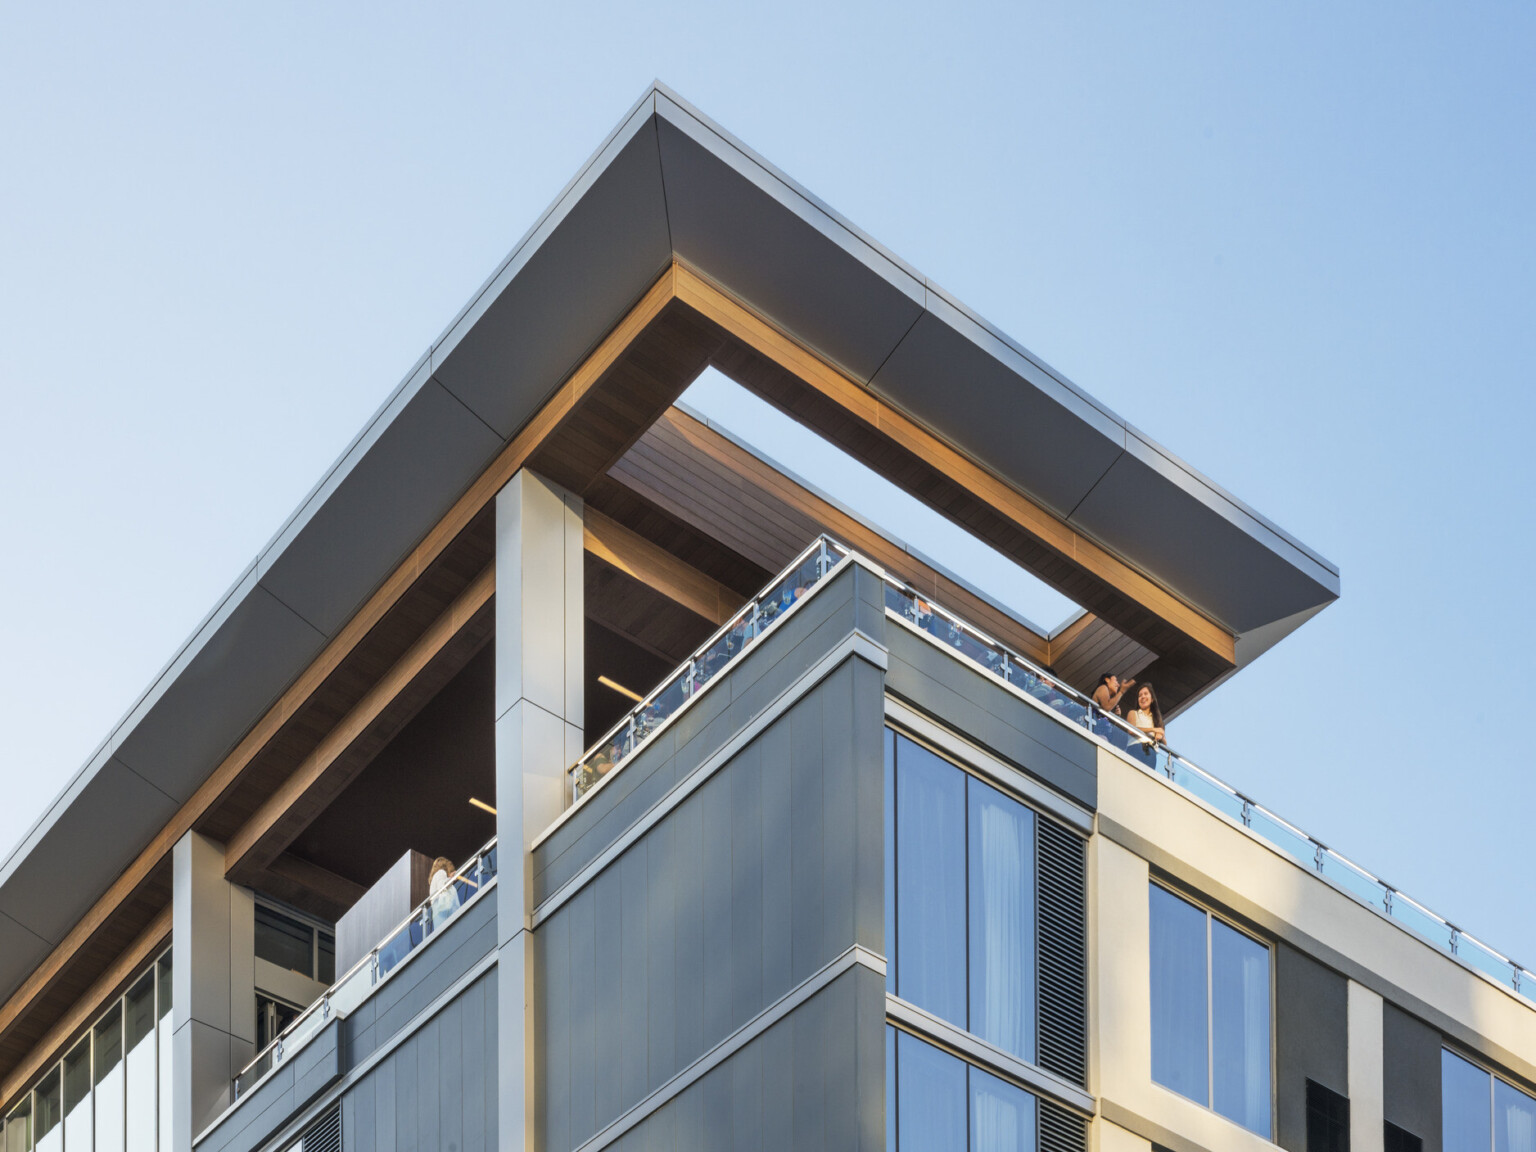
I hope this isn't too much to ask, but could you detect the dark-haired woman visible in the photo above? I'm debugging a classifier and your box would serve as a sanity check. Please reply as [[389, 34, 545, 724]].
[[1127, 684, 1166, 746]]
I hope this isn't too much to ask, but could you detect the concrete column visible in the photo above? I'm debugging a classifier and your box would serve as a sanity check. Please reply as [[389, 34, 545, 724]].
[[495, 470, 583, 1152], [171, 831, 255, 1150], [1348, 980, 1385, 1152]]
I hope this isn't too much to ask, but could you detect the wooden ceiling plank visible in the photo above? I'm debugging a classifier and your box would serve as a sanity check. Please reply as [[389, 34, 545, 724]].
[[584, 508, 745, 626]]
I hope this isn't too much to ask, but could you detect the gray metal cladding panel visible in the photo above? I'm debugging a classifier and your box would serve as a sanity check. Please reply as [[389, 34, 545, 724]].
[[345, 891, 497, 1067], [340, 967, 498, 1152], [1384, 1003, 1443, 1152], [256, 378, 503, 637], [1067, 439, 1336, 633], [535, 667, 886, 1150], [0, 913, 50, 1006], [197, 1022, 339, 1152], [0, 757, 177, 945], [654, 110, 925, 384], [884, 625, 1097, 809], [1274, 945, 1348, 1152], [431, 123, 673, 438], [531, 562, 876, 902], [113, 584, 326, 802], [579, 967, 885, 1152], [868, 306, 1126, 522]]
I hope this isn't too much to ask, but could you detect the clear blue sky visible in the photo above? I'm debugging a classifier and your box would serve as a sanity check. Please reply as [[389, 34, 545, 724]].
[[2, 5, 1533, 963]]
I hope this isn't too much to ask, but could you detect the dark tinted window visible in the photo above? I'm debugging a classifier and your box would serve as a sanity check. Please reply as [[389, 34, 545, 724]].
[[1385, 1122, 1423, 1152], [255, 905, 314, 976], [1306, 1080, 1350, 1152]]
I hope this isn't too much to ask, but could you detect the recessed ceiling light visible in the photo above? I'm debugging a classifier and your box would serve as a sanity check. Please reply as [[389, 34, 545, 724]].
[[469, 797, 497, 815], [597, 674, 643, 702]]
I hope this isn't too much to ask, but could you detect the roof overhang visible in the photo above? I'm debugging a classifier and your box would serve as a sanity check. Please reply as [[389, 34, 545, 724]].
[[0, 83, 1337, 1008]]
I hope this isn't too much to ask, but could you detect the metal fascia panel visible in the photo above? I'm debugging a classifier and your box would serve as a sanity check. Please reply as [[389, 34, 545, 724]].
[[430, 101, 674, 437], [869, 302, 1127, 521], [653, 90, 925, 383], [111, 587, 328, 799], [255, 378, 502, 636], [0, 758, 178, 945]]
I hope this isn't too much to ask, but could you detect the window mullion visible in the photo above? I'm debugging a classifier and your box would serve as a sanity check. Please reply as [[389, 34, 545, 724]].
[[1206, 911, 1215, 1109]]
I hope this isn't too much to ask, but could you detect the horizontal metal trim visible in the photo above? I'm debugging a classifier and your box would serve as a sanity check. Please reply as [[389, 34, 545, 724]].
[[885, 995, 1095, 1117], [573, 944, 886, 1152], [883, 696, 1093, 833], [1098, 1096, 1228, 1152], [529, 627, 888, 926]]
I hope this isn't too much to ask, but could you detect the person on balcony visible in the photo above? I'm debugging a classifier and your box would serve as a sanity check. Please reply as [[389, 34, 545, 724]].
[[1092, 673, 1136, 715], [1126, 684, 1167, 747], [428, 856, 460, 930]]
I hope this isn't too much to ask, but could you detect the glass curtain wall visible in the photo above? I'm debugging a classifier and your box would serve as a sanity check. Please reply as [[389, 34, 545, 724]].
[[887, 1025, 1039, 1152], [1443, 1049, 1536, 1152], [885, 730, 1038, 1063], [2, 948, 172, 1152], [1148, 884, 1271, 1136]]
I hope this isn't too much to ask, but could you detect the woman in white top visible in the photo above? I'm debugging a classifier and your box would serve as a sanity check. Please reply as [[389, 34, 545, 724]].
[[1126, 684, 1166, 745], [428, 856, 459, 929]]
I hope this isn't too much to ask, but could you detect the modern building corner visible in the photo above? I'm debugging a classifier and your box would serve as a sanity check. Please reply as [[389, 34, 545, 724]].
[[2, 83, 1523, 1152]]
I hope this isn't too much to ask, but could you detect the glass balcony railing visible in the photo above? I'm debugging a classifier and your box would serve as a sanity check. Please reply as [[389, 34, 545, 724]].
[[569, 537, 848, 802], [879, 575, 1536, 1002], [231, 839, 498, 1101], [562, 532, 1536, 1003]]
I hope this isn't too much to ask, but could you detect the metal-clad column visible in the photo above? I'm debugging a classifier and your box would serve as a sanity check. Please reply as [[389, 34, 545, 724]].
[[495, 470, 583, 1151], [171, 831, 256, 1151]]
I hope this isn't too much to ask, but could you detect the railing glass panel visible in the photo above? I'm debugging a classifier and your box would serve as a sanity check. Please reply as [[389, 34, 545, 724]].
[[232, 839, 497, 1101], [569, 539, 844, 802]]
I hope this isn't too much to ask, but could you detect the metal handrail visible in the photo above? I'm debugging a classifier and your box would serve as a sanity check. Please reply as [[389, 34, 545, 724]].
[[568, 536, 846, 802], [879, 573, 1536, 1001], [231, 837, 499, 1099]]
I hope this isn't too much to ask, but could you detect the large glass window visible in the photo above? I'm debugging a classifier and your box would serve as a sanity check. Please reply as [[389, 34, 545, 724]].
[[31, 1070, 59, 1152], [5, 1098, 30, 1152], [124, 972, 156, 1152], [157, 954, 173, 1152], [887, 1026, 1039, 1152], [1442, 1049, 1536, 1152], [63, 1036, 91, 1152], [1148, 884, 1271, 1135], [255, 905, 316, 977], [253, 903, 335, 983], [93, 1000, 125, 1152], [5, 948, 174, 1152], [886, 731, 1039, 1064]]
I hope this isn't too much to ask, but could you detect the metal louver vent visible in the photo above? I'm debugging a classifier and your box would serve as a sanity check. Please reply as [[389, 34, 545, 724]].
[[298, 1103, 341, 1152], [1039, 1099, 1088, 1152], [1036, 816, 1087, 1085]]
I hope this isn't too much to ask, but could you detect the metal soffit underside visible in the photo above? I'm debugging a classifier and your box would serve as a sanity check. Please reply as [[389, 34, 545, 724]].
[[0, 82, 1338, 1008]]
